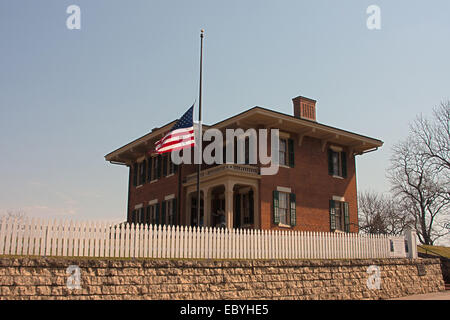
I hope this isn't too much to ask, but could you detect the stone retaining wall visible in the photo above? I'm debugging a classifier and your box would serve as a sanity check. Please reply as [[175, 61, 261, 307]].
[[0, 256, 445, 300]]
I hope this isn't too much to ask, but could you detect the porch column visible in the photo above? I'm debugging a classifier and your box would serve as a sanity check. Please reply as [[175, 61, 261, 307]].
[[225, 183, 234, 229]]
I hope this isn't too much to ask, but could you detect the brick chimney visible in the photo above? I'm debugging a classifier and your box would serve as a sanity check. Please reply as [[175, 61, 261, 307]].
[[292, 96, 317, 121]]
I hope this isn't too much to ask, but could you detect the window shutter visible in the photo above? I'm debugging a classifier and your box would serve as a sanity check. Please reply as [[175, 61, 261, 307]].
[[155, 203, 160, 225], [156, 155, 161, 179], [161, 201, 166, 225], [172, 198, 177, 225], [289, 193, 296, 226], [142, 160, 146, 184], [288, 139, 295, 168], [329, 200, 336, 231], [129, 166, 133, 189], [133, 164, 138, 187], [343, 202, 350, 232], [163, 155, 168, 176], [248, 190, 254, 224], [341, 152, 347, 178], [327, 150, 333, 176], [273, 191, 280, 224], [140, 208, 144, 224], [147, 157, 152, 182]]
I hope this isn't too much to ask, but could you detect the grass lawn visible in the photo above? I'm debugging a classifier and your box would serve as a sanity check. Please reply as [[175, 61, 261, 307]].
[[418, 245, 450, 258]]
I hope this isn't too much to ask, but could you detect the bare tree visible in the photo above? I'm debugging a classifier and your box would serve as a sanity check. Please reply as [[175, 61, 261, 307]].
[[411, 100, 450, 173], [358, 190, 412, 235], [388, 135, 449, 245], [5, 210, 27, 219]]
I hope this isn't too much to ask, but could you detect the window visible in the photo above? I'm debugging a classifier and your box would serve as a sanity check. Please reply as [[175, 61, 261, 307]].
[[328, 148, 347, 178], [278, 192, 290, 225], [148, 155, 161, 181], [335, 202, 343, 231], [139, 207, 145, 224], [329, 200, 349, 232], [279, 138, 294, 167], [273, 190, 296, 227], [139, 160, 146, 185], [131, 207, 145, 224], [147, 203, 159, 225], [164, 154, 176, 176], [161, 198, 177, 226]]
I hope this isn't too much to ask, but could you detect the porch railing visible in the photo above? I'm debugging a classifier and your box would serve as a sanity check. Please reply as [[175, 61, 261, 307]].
[[184, 163, 259, 184]]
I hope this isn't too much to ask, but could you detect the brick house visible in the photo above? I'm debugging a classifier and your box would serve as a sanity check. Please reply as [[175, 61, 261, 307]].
[[105, 96, 383, 233]]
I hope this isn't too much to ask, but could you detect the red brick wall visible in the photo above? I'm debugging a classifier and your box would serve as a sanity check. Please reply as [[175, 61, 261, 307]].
[[259, 135, 358, 232], [127, 134, 359, 233]]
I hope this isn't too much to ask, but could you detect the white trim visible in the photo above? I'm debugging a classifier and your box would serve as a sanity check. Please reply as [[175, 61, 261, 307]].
[[278, 223, 292, 229], [330, 145, 343, 152], [276, 186, 292, 193], [164, 194, 175, 201], [134, 203, 143, 209], [332, 195, 345, 202], [148, 199, 158, 205], [279, 131, 291, 139]]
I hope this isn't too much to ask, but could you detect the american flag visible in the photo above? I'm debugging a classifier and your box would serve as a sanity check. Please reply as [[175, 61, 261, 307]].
[[154, 105, 195, 154]]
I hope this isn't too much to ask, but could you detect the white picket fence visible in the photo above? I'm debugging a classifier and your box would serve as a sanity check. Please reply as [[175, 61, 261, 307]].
[[0, 217, 406, 259]]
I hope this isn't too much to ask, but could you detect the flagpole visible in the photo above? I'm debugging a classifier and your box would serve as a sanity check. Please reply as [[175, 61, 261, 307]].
[[196, 29, 204, 227]]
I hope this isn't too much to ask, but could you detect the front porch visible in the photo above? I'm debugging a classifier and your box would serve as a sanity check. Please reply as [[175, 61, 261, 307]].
[[183, 164, 260, 229]]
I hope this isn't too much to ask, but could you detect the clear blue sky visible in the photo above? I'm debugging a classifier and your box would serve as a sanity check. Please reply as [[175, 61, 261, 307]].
[[1, 1, 449, 222]]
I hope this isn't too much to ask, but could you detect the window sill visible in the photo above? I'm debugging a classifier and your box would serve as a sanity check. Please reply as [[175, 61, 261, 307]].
[[332, 175, 344, 180], [277, 223, 293, 229], [136, 184, 143, 189], [150, 179, 158, 184], [279, 164, 291, 169], [166, 173, 175, 178]]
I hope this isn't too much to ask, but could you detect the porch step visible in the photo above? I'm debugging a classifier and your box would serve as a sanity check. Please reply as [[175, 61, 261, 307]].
[[445, 283, 450, 291]]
